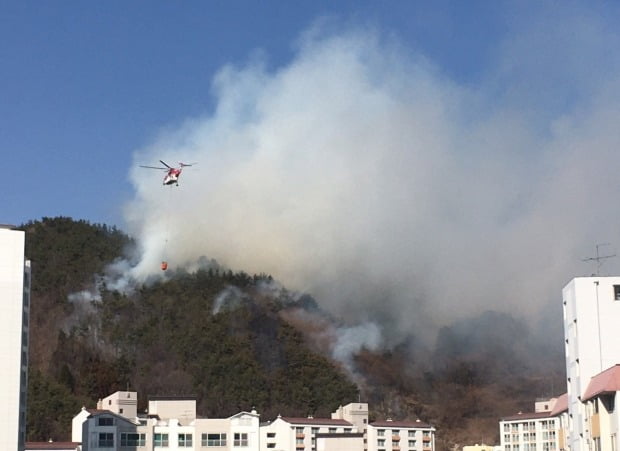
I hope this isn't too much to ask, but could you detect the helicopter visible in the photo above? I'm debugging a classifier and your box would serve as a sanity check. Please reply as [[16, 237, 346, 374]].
[[140, 160, 196, 186]]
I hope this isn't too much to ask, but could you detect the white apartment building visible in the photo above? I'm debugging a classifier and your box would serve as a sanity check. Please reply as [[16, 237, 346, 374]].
[[498, 395, 569, 451], [74, 392, 261, 451], [260, 415, 359, 451], [499, 410, 561, 451], [0, 226, 31, 451], [367, 419, 435, 451], [73, 394, 435, 451], [562, 277, 620, 451]]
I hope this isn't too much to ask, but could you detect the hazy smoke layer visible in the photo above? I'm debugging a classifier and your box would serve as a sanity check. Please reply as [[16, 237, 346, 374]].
[[124, 12, 620, 343]]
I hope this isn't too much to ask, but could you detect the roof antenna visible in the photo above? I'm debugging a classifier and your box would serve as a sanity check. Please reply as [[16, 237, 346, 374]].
[[582, 243, 616, 276]]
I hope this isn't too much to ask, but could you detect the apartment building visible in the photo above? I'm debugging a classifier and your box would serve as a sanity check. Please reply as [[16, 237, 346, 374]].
[[367, 419, 435, 451], [499, 396, 568, 451], [72, 394, 435, 451], [0, 226, 31, 451], [259, 415, 360, 451], [562, 277, 620, 451], [74, 391, 260, 451], [580, 364, 620, 451]]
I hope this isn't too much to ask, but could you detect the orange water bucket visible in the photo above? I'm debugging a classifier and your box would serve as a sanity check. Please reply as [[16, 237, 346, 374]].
[[161, 261, 168, 271]]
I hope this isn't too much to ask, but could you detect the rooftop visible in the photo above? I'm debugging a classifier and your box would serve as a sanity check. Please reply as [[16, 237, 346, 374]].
[[583, 364, 620, 401], [500, 411, 554, 421], [371, 419, 433, 429], [281, 417, 353, 426]]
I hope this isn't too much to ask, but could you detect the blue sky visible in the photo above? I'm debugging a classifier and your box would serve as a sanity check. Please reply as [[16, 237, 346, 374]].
[[7, 1, 620, 334], [0, 0, 517, 227]]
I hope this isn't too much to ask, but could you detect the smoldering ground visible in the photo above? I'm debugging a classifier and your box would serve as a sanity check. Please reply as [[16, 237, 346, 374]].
[[120, 9, 620, 351]]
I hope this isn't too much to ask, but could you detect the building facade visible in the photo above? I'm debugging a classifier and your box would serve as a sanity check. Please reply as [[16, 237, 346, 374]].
[[498, 396, 568, 451], [580, 365, 620, 451], [367, 420, 435, 451], [562, 277, 620, 451], [499, 412, 561, 451], [259, 415, 358, 451], [73, 395, 435, 451], [75, 392, 261, 451], [0, 226, 31, 451]]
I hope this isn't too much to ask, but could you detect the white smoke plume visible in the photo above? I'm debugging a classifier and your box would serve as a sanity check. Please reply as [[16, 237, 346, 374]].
[[121, 9, 620, 345], [212, 286, 247, 315], [331, 322, 382, 374]]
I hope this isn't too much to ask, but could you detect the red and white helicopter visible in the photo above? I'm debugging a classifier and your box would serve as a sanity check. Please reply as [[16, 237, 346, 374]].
[[140, 160, 196, 186]]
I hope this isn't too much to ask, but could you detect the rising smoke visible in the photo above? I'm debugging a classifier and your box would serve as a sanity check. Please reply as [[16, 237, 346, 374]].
[[121, 9, 620, 348]]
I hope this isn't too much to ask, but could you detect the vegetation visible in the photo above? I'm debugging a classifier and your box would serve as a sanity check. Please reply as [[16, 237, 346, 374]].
[[22, 217, 357, 440], [21, 217, 565, 449]]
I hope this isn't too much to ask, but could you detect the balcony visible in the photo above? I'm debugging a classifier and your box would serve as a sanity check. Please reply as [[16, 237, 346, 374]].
[[591, 414, 600, 438], [296, 433, 305, 439], [392, 435, 400, 441]]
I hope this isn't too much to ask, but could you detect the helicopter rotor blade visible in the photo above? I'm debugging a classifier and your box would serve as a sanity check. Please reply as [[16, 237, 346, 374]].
[[140, 165, 167, 170], [159, 160, 172, 168]]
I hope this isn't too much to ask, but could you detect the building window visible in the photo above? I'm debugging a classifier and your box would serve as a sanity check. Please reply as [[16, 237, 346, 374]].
[[409, 440, 416, 447], [267, 444, 275, 449], [267, 433, 276, 438], [121, 433, 146, 446], [234, 433, 248, 447], [296, 427, 305, 434], [328, 428, 337, 433], [378, 439, 386, 447], [409, 431, 416, 438], [614, 285, 620, 300], [296, 438, 304, 445], [98, 432, 114, 448], [378, 429, 385, 437], [179, 433, 193, 447], [203, 433, 227, 447], [97, 417, 114, 426], [311, 428, 319, 435], [154, 433, 169, 447]]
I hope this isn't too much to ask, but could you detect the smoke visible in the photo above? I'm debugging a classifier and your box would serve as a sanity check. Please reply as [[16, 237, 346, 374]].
[[121, 8, 620, 346], [212, 286, 247, 314], [332, 322, 382, 373]]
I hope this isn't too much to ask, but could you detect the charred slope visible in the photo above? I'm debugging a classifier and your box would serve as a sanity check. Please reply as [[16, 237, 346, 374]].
[[352, 311, 565, 449]]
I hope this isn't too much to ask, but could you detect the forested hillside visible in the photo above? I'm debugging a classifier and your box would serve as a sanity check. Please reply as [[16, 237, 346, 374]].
[[21, 217, 565, 449], [22, 217, 357, 440]]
